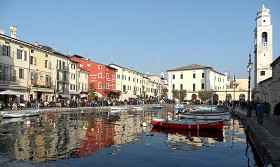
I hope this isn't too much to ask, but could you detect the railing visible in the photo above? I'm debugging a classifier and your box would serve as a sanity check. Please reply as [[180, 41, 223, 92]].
[[31, 80, 53, 88], [0, 75, 18, 84], [56, 66, 69, 71]]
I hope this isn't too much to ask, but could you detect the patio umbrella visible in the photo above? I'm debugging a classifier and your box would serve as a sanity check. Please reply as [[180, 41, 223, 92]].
[[0, 90, 25, 95]]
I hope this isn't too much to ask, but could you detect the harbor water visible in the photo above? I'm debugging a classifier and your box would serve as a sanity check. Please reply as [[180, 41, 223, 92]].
[[0, 108, 262, 167]]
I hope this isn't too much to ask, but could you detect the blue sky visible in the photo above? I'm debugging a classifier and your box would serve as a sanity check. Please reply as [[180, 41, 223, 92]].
[[0, 0, 279, 79]]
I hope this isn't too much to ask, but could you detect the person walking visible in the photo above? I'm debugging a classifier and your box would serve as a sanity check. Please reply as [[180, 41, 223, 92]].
[[256, 102, 266, 125], [273, 101, 280, 123]]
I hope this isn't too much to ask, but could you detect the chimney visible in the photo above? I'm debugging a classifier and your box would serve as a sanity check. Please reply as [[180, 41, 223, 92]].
[[10, 25, 17, 38]]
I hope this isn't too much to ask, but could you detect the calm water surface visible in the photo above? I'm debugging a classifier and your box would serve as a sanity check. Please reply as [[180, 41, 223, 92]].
[[0, 108, 262, 167]]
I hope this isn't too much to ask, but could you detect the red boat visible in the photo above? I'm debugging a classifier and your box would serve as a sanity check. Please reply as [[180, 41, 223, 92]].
[[151, 118, 224, 130]]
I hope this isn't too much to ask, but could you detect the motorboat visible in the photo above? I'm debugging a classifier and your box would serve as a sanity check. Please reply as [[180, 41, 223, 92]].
[[179, 106, 230, 120], [151, 118, 224, 130]]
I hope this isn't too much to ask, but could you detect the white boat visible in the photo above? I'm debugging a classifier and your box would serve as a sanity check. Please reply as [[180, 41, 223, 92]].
[[180, 114, 230, 120], [25, 111, 40, 117], [132, 106, 144, 111], [180, 106, 230, 120], [2, 112, 26, 118], [110, 106, 128, 110]]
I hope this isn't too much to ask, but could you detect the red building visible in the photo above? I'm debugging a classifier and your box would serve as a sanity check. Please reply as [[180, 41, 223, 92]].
[[70, 55, 117, 98]]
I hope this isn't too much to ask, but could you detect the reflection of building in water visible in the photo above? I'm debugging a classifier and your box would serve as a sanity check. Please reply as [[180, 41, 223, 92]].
[[113, 113, 143, 145], [167, 134, 218, 148], [11, 111, 115, 162], [225, 119, 246, 144]]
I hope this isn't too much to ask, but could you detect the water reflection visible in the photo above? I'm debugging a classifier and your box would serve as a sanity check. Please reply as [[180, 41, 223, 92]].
[[0, 108, 261, 166]]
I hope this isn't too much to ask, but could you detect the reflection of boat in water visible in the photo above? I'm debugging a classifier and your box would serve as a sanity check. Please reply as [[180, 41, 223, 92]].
[[1, 116, 40, 124], [151, 118, 224, 130], [151, 127, 223, 141]]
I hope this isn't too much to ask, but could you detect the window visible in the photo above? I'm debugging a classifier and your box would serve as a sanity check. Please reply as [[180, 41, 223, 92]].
[[98, 65, 102, 70], [30, 56, 37, 65], [98, 73, 102, 78], [88, 63, 91, 66], [123, 85, 126, 92], [260, 71, 265, 76], [106, 83, 109, 89], [45, 54, 48, 57], [112, 75, 115, 79], [201, 83, 205, 89], [2, 45, 11, 57], [172, 75, 175, 79], [17, 49, 27, 60], [19, 68, 24, 79], [180, 84, 183, 90], [172, 84, 175, 90], [202, 73, 205, 78], [98, 82, 102, 89], [117, 74, 120, 79], [193, 84, 195, 91], [193, 73, 196, 78], [106, 73, 109, 78], [45, 60, 48, 68], [180, 74, 183, 79], [128, 77, 130, 81]]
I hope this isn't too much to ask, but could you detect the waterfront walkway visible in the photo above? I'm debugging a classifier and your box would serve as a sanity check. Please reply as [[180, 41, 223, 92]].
[[233, 107, 280, 167]]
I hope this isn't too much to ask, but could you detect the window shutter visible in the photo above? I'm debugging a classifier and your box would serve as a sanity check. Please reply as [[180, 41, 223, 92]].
[[17, 49, 20, 59], [34, 57, 37, 66], [24, 51, 27, 61]]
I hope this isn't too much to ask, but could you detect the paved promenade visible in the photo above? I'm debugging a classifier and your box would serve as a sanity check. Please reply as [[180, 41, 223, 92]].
[[233, 107, 280, 167]]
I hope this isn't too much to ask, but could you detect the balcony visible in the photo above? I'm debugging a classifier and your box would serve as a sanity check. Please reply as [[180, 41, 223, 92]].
[[56, 66, 69, 71], [0, 75, 18, 84], [31, 80, 53, 88]]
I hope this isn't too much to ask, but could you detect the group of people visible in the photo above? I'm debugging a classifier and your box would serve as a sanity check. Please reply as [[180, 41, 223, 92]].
[[255, 101, 280, 125]]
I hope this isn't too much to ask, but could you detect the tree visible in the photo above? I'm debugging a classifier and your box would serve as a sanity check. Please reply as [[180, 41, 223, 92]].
[[172, 89, 187, 102], [162, 87, 168, 99], [88, 82, 96, 101], [198, 90, 214, 102], [103, 89, 111, 100]]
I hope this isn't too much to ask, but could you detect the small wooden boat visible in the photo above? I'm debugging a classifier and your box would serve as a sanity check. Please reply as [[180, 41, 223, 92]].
[[151, 118, 224, 130], [25, 112, 40, 117], [180, 113, 230, 120], [110, 106, 128, 110], [152, 105, 163, 110], [2, 112, 26, 118], [132, 106, 144, 111]]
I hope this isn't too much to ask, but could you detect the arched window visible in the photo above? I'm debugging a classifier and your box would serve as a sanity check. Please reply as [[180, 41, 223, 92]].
[[262, 32, 268, 43]]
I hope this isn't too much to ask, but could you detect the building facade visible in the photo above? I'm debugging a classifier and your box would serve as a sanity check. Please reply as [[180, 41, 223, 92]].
[[70, 55, 117, 99], [254, 4, 273, 99]]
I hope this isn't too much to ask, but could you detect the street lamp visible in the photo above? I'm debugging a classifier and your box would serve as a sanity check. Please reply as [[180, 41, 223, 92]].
[[225, 83, 228, 105], [233, 75, 236, 108], [247, 53, 253, 117]]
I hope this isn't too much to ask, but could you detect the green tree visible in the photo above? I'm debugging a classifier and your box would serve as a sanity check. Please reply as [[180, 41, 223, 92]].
[[162, 87, 168, 98], [198, 90, 214, 102], [172, 89, 187, 102], [103, 89, 111, 100], [88, 82, 96, 101]]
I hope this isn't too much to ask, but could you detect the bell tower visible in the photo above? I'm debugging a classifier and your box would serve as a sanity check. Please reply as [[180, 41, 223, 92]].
[[254, 4, 273, 95]]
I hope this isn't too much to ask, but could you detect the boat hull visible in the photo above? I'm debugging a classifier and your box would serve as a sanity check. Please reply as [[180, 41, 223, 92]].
[[151, 119, 224, 130]]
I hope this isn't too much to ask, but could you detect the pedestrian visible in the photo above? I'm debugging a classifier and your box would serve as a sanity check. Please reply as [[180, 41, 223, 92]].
[[264, 101, 270, 116], [273, 101, 280, 123], [256, 102, 266, 125]]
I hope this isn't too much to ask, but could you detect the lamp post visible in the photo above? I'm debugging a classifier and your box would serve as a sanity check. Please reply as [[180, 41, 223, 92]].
[[247, 53, 253, 117], [233, 75, 236, 108], [225, 83, 228, 105]]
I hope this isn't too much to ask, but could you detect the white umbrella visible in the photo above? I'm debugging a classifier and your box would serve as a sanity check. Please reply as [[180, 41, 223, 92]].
[[0, 90, 25, 95]]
